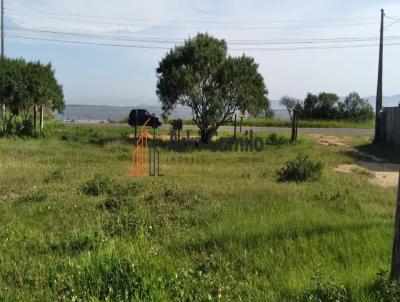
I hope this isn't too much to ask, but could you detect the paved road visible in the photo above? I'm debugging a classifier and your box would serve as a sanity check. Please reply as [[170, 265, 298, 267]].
[[169, 125, 374, 136]]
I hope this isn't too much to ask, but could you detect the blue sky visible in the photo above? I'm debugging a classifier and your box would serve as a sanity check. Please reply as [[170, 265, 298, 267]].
[[4, 0, 400, 106]]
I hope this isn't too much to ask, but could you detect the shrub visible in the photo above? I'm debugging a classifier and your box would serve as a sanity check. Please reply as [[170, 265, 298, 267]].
[[371, 270, 400, 302], [103, 191, 130, 212], [18, 188, 48, 203], [265, 133, 291, 146], [298, 270, 352, 302], [278, 154, 323, 182], [102, 182, 142, 211], [82, 174, 113, 196]]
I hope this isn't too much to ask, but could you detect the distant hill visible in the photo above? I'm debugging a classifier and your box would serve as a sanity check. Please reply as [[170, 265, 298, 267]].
[[56, 104, 290, 121], [366, 95, 400, 108], [55, 104, 192, 122], [56, 95, 399, 122]]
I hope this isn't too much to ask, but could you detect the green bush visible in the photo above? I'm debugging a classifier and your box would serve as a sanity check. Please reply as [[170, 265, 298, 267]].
[[372, 270, 400, 302], [265, 133, 291, 146], [82, 174, 113, 196], [278, 154, 323, 182], [102, 182, 142, 211], [103, 191, 130, 212], [298, 270, 352, 302], [18, 188, 48, 203]]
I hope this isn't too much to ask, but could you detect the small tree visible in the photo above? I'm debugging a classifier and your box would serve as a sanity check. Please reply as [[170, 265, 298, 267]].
[[315, 92, 340, 119], [280, 95, 298, 122], [156, 33, 270, 143], [343, 92, 373, 121], [302, 93, 318, 119], [280, 96, 301, 142]]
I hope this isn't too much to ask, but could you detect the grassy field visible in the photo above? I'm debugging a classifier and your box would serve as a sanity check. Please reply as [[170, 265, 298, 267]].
[[167, 118, 375, 129], [0, 123, 397, 301]]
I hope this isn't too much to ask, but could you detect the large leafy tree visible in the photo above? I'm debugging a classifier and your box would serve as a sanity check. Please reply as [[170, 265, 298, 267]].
[[156, 33, 270, 143], [0, 57, 64, 135]]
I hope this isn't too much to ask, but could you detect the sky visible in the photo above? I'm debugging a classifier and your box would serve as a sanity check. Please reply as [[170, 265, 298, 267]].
[[3, 0, 400, 106]]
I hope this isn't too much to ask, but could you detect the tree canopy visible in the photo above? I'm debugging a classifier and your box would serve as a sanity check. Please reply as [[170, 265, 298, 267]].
[[299, 91, 373, 121], [156, 33, 270, 143], [0, 57, 64, 136]]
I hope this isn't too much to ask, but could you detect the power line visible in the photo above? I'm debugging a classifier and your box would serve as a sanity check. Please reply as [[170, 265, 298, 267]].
[[5, 8, 380, 24], [6, 12, 379, 30], [8, 33, 400, 52], [7, 34, 171, 49], [385, 17, 400, 29], [9, 26, 400, 45], [385, 14, 400, 21]]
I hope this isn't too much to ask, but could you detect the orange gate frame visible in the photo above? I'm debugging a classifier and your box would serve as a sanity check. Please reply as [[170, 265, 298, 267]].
[[129, 118, 151, 177]]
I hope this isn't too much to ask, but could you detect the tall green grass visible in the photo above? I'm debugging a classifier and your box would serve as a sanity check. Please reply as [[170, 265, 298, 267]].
[[0, 123, 395, 301]]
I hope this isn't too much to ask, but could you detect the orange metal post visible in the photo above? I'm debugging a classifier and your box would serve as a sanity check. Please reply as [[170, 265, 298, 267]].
[[129, 119, 151, 177]]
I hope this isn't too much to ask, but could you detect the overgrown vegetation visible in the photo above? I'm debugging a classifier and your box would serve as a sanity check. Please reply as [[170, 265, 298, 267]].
[[17, 188, 48, 203], [0, 123, 397, 301], [278, 154, 324, 182], [300, 92, 374, 121], [298, 269, 352, 302], [265, 132, 291, 146], [371, 270, 400, 302]]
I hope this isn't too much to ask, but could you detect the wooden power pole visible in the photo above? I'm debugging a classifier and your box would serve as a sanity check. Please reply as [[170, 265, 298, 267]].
[[1, 0, 4, 59], [1, 0, 5, 133], [374, 9, 384, 143], [390, 170, 400, 280]]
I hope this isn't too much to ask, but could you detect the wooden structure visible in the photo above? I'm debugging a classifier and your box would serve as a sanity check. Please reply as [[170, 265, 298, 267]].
[[381, 106, 400, 146]]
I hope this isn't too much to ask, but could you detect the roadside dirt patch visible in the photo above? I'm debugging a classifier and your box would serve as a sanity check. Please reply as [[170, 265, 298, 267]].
[[334, 162, 399, 188], [307, 134, 399, 188], [307, 134, 348, 147]]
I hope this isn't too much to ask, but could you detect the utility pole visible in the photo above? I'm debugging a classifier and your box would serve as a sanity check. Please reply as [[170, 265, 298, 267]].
[[374, 8, 384, 143], [390, 172, 400, 280], [1, 0, 5, 134], [1, 0, 4, 59]]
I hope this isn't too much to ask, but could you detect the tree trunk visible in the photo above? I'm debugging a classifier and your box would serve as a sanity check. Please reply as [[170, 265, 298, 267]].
[[39, 106, 44, 130], [290, 114, 296, 142], [200, 128, 215, 144], [390, 168, 400, 280], [33, 106, 37, 129], [1, 104, 5, 133], [291, 110, 299, 143]]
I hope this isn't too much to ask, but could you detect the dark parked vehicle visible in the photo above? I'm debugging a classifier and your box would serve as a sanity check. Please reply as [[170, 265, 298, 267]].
[[128, 109, 162, 128]]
